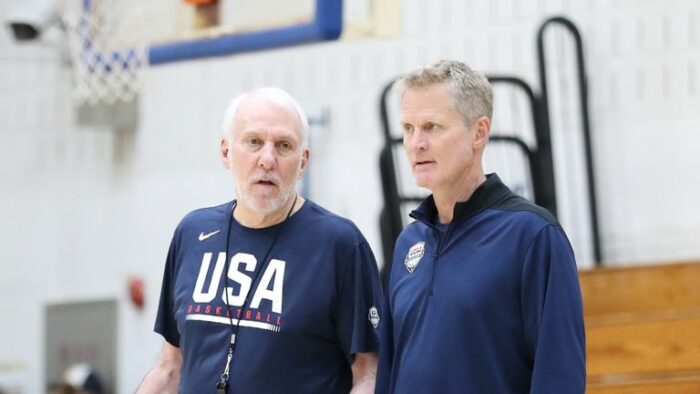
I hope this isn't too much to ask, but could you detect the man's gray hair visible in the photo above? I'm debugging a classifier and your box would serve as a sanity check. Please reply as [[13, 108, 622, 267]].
[[221, 87, 310, 147], [396, 60, 493, 126]]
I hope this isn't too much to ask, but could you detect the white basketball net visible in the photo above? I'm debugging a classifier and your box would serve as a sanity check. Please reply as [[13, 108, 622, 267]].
[[60, 0, 149, 106]]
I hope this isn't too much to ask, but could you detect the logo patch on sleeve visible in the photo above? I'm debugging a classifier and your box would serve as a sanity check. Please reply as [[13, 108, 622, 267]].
[[368, 306, 380, 328], [404, 242, 425, 273]]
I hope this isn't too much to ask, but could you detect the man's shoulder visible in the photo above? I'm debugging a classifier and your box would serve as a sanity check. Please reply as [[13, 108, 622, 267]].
[[485, 194, 573, 252], [301, 200, 367, 244], [173, 201, 232, 239], [180, 201, 231, 224], [490, 193, 559, 228]]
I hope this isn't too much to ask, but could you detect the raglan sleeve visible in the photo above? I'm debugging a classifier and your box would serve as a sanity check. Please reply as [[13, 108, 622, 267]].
[[154, 228, 182, 347], [333, 237, 384, 364], [521, 224, 586, 393]]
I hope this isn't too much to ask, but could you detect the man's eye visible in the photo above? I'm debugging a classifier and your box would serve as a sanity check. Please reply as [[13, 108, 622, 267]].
[[278, 141, 292, 151], [403, 124, 414, 133], [426, 122, 436, 130]]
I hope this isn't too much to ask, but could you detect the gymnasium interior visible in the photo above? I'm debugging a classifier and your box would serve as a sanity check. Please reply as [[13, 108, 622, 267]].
[[1, 0, 699, 392]]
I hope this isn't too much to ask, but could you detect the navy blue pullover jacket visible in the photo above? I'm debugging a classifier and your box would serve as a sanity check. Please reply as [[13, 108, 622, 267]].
[[376, 174, 586, 393]]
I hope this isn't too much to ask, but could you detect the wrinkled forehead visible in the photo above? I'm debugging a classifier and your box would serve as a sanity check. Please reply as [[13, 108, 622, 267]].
[[233, 96, 304, 140], [400, 83, 460, 120]]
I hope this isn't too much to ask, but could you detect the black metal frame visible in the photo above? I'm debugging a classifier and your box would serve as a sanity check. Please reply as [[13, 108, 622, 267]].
[[378, 77, 546, 280], [537, 16, 602, 265], [377, 16, 603, 280], [487, 76, 558, 216]]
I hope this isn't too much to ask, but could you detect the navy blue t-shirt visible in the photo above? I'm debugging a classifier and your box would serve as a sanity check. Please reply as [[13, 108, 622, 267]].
[[155, 200, 382, 393], [376, 174, 586, 393]]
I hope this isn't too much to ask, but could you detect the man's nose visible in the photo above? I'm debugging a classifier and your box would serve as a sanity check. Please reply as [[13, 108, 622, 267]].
[[407, 131, 428, 151], [257, 142, 276, 169]]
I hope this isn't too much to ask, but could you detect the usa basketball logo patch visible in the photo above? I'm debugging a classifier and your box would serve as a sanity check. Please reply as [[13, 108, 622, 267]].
[[368, 306, 380, 328], [404, 242, 425, 273]]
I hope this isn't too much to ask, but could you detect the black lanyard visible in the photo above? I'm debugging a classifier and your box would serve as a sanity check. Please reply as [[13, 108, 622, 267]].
[[216, 195, 298, 393]]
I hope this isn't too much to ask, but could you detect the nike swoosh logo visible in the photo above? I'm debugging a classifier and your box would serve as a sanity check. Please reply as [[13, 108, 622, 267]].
[[198, 230, 220, 241]]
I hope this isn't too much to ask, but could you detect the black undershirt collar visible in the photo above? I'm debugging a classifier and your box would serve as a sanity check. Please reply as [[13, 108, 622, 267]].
[[410, 173, 511, 228]]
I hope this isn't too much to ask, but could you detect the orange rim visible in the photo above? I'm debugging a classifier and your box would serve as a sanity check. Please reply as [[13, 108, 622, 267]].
[[183, 0, 217, 5]]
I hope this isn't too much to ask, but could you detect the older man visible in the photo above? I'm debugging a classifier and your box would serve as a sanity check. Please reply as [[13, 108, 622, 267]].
[[137, 88, 382, 393], [376, 60, 586, 393]]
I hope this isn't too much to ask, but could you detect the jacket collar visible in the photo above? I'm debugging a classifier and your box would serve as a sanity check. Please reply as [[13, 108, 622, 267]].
[[410, 173, 511, 227]]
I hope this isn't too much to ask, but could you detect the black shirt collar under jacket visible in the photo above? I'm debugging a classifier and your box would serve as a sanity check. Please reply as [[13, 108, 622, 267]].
[[409, 173, 511, 228]]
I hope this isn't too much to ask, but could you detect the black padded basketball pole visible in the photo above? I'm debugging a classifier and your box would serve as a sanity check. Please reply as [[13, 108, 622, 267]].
[[537, 16, 603, 266]]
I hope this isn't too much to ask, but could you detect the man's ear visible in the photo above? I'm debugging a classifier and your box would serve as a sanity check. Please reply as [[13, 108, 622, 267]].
[[473, 116, 491, 150], [220, 137, 231, 169], [298, 147, 310, 178]]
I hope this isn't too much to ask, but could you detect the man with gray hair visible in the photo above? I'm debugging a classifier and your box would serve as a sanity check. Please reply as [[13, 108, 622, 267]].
[[375, 60, 586, 393], [137, 87, 382, 393]]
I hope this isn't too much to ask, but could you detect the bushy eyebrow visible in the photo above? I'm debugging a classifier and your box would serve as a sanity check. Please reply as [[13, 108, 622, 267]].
[[238, 130, 301, 146]]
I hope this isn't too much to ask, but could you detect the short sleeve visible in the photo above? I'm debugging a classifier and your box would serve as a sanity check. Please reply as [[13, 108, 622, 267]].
[[333, 239, 383, 364], [521, 224, 586, 392], [154, 231, 181, 347]]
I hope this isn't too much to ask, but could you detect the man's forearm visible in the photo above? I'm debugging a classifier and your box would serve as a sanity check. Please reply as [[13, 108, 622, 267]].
[[350, 369, 376, 394], [350, 352, 378, 394], [136, 362, 180, 394]]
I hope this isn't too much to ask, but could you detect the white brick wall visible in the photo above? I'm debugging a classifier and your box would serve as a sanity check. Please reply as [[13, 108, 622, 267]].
[[2, 0, 700, 392]]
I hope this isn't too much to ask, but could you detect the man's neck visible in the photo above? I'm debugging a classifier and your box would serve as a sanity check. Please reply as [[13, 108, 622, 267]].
[[433, 172, 486, 224], [234, 195, 304, 228]]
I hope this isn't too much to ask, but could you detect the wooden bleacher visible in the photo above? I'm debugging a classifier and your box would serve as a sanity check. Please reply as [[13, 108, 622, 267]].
[[581, 261, 700, 393]]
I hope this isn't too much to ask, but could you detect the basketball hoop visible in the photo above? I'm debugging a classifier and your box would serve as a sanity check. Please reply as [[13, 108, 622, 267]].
[[57, 0, 347, 107], [60, 0, 148, 106]]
